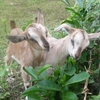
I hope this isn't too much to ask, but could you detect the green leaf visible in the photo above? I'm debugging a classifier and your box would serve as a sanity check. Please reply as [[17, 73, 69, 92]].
[[63, 0, 70, 5], [37, 80, 61, 91], [65, 72, 90, 85], [75, 0, 85, 8], [23, 66, 38, 79], [79, 51, 88, 63], [38, 64, 51, 76], [62, 91, 78, 100], [60, 64, 66, 77], [50, 98, 55, 100], [27, 93, 43, 100], [21, 86, 42, 97], [65, 66, 76, 76], [65, 7, 82, 18], [86, 0, 95, 11], [94, 69, 99, 74], [88, 41, 95, 48], [89, 94, 100, 100], [62, 19, 81, 28]]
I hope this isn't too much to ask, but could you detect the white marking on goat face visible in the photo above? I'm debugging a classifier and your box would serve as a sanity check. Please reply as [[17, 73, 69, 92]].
[[27, 25, 49, 52], [28, 27, 44, 48], [68, 30, 90, 59]]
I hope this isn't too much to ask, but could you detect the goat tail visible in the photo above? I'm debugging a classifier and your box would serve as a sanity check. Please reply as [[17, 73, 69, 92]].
[[10, 20, 16, 29]]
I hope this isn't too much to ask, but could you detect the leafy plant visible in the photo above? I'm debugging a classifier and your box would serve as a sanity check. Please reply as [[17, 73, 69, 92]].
[[21, 58, 90, 100], [89, 93, 100, 100], [63, 0, 100, 33]]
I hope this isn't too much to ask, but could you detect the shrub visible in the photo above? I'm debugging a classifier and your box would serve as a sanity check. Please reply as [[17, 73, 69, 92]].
[[21, 62, 89, 100]]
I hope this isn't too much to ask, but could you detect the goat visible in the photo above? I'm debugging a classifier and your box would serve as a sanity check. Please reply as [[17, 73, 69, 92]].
[[5, 8, 100, 100], [41, 23, 100, 67], [5, 9, 50, 91]]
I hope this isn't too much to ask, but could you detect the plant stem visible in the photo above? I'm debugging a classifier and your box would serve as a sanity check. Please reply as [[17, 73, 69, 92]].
[[82, 50, 92, 100]]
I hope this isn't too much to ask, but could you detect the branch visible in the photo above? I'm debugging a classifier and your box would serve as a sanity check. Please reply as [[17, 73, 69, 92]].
[[82, 50, 93, 100]]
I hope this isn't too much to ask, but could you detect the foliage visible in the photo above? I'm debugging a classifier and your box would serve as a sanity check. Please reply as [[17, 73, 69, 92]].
[[21, 60, 90, 100], [63, 0, 100, 32], [89, 94, 100, 100]]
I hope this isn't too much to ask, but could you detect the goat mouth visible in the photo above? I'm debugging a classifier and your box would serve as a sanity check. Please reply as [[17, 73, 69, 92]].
[[43, 44, 50, 52], [75, 57, 79, 60], [74, 56, 80, 60], [43, 48, 49, 52], [43, 46, 49, 52], [71, 54, 80, 60]]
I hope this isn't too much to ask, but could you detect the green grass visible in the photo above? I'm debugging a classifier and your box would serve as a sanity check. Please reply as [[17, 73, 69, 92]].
[[0, 0, 68, 31], [0, 0, 72, 99]]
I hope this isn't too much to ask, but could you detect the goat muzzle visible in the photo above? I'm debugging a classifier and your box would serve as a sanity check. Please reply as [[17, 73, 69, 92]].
[[43, 45, 50, 52]]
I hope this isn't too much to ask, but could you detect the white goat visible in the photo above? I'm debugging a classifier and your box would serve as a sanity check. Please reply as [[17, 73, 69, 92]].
[[41, 24, 100, 67], [5, 9, 50, 90]]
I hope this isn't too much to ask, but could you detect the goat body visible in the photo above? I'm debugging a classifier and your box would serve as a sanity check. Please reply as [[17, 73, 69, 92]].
[[41, 37, 68, 66]]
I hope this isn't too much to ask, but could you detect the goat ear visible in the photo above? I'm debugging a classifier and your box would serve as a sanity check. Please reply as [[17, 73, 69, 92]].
[[54, 24, 74, 34], [36, 8, 44, 25], [6, 34, 27, 43], [88, 32, 100, 40]]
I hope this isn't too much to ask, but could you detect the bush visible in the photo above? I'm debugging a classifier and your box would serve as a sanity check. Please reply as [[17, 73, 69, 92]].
[[21, 62, 89, 100]]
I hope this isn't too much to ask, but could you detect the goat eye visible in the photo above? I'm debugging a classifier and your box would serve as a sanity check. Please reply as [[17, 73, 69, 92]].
[[71, 39, 74, 46], [30, 38, 37, 42]]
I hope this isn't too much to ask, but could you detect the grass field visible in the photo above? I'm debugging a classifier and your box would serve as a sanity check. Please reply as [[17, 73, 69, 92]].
[[0, 0, 71, 99]]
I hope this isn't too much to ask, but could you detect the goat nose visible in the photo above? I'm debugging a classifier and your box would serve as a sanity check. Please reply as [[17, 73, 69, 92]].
[[75, 54, 79, 60], [44, 45, 50, 52]]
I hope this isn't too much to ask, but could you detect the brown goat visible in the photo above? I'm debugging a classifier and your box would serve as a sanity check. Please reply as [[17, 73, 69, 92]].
[[5, 9, 50, 91]]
